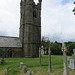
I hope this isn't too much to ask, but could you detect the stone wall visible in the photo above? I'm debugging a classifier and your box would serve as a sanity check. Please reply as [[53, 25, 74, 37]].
[[0, 47, 22, 58]]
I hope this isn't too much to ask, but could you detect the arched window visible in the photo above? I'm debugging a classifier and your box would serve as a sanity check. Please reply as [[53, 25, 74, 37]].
[[8, 49, 12, 57]]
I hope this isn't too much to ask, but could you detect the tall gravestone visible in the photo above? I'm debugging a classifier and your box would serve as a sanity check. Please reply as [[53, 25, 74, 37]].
[[39, 48, 41, 66], [72, 49, 75, 59], [62, 43, 70, 75], [48, 47, 52, 72], [72, 49, 75, 69]]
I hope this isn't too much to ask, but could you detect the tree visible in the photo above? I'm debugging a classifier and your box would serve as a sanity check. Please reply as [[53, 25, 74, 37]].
[[72, 2, 75, 15], [41, 37, 62, 55], [45, 39, 50, 55], [66, 42, 75, 55], [50, 42, 62, 55], [41, 36, 50, 55]]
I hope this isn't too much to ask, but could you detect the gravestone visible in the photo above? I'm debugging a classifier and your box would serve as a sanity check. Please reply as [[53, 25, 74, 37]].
[[62, 43, 70, 75], [22, 66, 27, 73], [39, 48, 41, 66], [69, 49, 75, 70], [69, 59, 75, 69], [48, 47, 52, 72], [67, 57, 70, 61], [27, 70, 32, 75], [41, 46, 44, 55], [20, 62, 24, 68], [0, 58, 5, 64], [41, 49, 44, 55], [72, 49, 75, 59], [45, 51, 47, 55]]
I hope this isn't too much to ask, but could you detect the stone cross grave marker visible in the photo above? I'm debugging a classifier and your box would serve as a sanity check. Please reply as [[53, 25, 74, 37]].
[[39, 47, 41, 66], [62, 43, 70, 75], [48, 47, 52, 72], [72, 49, 75, 69]]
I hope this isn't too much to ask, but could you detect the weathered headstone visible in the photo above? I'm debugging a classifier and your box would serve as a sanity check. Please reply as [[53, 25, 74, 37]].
[[20, 62, 24, 68], [67, 57, 70, 61], [27, 70, 32, 75], [62, 43, 70, 75], [48, 47, 52, 72], [69, 49, 75, 70], [39, 47, 41, 66], [0, 58, 5, 64], [41, 46, 44, 55], [22, 66, 27, 73], [41, 49, 44, 55], [69, 59, 75, 69], [45, 51, 47, 54]]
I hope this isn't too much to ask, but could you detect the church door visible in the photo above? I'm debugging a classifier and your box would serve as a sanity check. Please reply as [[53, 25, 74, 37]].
[[8, 49, 12, 57]]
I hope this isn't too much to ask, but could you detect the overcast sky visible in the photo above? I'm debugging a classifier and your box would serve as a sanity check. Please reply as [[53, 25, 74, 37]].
[[0, 0, 75, 42]]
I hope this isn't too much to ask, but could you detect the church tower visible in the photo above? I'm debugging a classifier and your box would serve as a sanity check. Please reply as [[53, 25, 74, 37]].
[[20, 0, 42, 57]]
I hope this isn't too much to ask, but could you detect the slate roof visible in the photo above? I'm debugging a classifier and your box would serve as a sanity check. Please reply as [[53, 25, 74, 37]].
[[0, 36, 22, 47]]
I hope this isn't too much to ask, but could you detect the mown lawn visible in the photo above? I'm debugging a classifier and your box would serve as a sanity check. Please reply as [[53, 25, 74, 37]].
[[0, 55, 75, 75]]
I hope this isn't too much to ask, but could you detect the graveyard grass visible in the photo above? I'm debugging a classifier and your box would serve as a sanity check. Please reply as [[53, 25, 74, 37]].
[[0, 55, 75, 75]]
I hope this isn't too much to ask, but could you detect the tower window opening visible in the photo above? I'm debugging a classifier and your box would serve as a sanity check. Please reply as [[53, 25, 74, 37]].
[[21, 13, 22, 18], [33, 11, 37, 18]]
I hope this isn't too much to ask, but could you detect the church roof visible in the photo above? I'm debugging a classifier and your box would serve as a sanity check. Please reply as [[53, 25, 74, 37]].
[[0, 36, 22, 47]]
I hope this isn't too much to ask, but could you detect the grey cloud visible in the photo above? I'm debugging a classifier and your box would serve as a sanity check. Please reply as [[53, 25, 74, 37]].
[[0, 0, 75, 43]]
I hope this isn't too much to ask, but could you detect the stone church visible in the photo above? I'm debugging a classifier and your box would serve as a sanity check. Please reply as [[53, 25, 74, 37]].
[[0, 0, 42, 58]]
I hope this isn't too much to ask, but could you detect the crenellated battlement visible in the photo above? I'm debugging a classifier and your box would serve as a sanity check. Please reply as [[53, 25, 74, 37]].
[[20, 0, 42, 6]]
